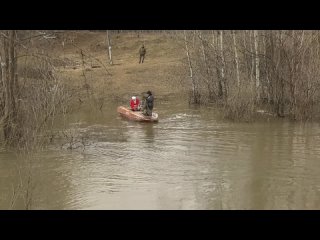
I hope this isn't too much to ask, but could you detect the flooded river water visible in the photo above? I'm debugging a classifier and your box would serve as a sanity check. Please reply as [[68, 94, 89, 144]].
[[1, 98, 320, 209]]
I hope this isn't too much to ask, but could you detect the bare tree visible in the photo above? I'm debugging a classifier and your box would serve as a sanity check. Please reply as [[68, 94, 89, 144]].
[[1, 30, 20, 144], [253, 30, 260, 99], [179, 30, 320, 121], [232, 30, 240, 88], [219, 30, 227, 99], [198, 31, 215, 100], [184, 30, 199, 103], [106, 30, 113, 65]]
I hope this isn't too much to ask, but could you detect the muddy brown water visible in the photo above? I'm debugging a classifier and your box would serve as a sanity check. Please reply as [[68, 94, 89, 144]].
[[1, 98, 320, 209]]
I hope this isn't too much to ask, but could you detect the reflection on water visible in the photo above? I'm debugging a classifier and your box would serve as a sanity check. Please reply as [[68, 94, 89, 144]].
[[143, 124, 155, 143], [1, 99, 320, 209]]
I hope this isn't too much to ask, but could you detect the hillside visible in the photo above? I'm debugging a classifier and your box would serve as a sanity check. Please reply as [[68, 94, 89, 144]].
[[46, 31, 188, 103]]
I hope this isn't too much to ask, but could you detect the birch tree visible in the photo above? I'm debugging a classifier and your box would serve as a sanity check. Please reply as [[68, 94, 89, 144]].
[[1, 30, 20, 143], [184, 30, 198, 103], [198, 31, 214, 99], [232, 30, 240, 88], [253, 30, 260, 99], [219, 30, 227, 98], [106, 30, 113, 65]]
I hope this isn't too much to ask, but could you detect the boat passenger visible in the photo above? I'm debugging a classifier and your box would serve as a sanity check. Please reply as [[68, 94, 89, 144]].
[[130, 96, 141, 111], [142, 90, 154, 116]]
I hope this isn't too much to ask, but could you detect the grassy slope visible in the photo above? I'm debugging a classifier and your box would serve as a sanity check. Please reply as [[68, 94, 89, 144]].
[[50, 31, 188, 102]]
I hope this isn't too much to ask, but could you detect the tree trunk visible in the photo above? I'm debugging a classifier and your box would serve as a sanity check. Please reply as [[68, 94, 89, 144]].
[[211, 30, 215, 47], [249, 30, 254, 84], [106, 30, 113, 65], [184, 30, 198, 103], [232, 30, 240, 88], [198, 31, 214, 99], [0, 55, 4, 117], [2, 30, 19, 143], [253, 30, 260, 100], [276, 31, 285, 117], [263, 30, 271, 103], [219, 30, 227, 99], [290, 30, 297, 118], [198, 31, 209, 74], [214, 31, 223, 98]]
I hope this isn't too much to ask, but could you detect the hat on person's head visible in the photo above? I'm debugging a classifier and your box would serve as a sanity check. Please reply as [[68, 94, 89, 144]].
[[147, 91, 152, 95], [132, 96, 136, 100]]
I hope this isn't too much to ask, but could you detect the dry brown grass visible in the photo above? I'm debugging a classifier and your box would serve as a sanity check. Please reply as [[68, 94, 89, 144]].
[[45, 31, 188, 102]]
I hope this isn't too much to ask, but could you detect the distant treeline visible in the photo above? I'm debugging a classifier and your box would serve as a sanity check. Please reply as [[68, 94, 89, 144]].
[[181, 30, 320, 121]]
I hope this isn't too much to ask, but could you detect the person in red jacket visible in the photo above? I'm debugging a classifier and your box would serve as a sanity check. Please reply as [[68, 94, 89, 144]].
[[130, 96, 141, 111]]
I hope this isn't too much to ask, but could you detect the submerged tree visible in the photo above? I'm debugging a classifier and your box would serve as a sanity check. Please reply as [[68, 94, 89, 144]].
[[0, 30, 73, 147], [180, 30, 320, 121], [0, 30, 20, 144]]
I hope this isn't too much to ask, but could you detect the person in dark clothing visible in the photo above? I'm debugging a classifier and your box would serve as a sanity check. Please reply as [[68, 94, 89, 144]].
[[139, 45, 146, 64], [142, 90, 154, 116]]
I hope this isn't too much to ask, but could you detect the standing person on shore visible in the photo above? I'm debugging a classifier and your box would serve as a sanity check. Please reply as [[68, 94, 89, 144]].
[[139, 45, 146, 64]]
